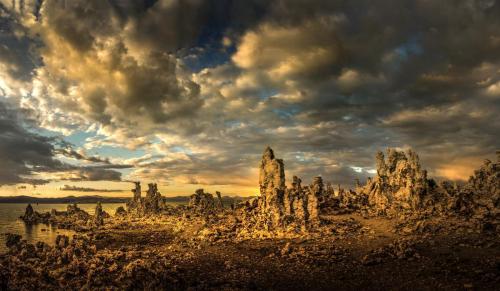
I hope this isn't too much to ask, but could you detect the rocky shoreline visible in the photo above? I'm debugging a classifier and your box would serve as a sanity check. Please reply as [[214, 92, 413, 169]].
[[1, 147, 499, 290]]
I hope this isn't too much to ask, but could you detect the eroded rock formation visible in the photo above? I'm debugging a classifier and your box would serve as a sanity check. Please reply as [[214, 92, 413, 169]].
[[67, 203, 91, 220], [253, 147, 323, 228], [359, 149, 430, 214], [115, 206, 127, 216], [93, 202, 104, 227], [467, 154, 500, 207], [127, 182, 165, 215], [306, 176, 323, 223], [20, 203, 41, 224], [189, 189, 225, 214], [145, 183, 161, 213], [215, 191, 224, 209], [259, 146, 286, 226], [440, 152, 500, 230]]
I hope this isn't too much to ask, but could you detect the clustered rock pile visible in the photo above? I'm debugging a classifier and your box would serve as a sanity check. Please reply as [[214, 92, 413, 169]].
[[0, 233, 178, 290], [65, 203, 91, 221], [20, 203, 49, 224], [353, 148, 499, 232], [20, 202, 107, 230], [126, 182, 227, 217], [235, 146, 499, 234], [127, 182, 164, 215], [438, 151, 500, 231], [188, 189, 223, 213]]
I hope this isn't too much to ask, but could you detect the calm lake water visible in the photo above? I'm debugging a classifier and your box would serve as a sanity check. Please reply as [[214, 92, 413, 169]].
[[0, 203, 126, 254]]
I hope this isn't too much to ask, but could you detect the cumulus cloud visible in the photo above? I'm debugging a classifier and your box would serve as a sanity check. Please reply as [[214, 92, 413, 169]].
[[232, 16, 345, 81], [16, 0, 202, 138]]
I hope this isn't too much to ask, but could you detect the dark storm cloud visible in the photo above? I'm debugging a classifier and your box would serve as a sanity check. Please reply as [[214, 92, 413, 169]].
[[37, 0, 500, 183], [0, 2, 38, 81], [60, 185, 125, 193], [56, 147, 112, 164], [0, 101, 63, 185], [0, 101, 130, 185], [117, 0, 270, 52], [61, 167, 123, 182], [218, 0, 500, 179]]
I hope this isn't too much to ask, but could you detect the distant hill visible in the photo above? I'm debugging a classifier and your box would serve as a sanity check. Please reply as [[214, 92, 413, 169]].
[[0, 195, 130, 204], [0, 195, 252, 204]]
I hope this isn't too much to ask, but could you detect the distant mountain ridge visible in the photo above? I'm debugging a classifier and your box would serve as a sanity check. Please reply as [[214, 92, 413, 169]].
[[0, 195, 130, 204], [0, 195, 250, 204]]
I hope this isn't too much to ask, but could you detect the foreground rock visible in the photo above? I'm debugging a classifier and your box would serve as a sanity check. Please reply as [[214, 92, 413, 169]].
[[2, 211, 499, 290]]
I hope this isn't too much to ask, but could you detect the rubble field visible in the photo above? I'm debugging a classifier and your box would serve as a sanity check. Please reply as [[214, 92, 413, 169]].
[[1, 147, 499, 290]]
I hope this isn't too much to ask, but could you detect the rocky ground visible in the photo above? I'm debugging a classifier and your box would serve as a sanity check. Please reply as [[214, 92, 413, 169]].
[[1, 212, 499, 290], [2, 147, 498, 290]]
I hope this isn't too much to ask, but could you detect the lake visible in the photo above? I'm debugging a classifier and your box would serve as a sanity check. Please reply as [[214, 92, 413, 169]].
[[0, 203, 126, 254]]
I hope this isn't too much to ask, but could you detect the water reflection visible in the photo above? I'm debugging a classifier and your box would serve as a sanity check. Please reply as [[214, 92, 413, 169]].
[[0, 203, 126, 253], [24, 223, 34, 242]]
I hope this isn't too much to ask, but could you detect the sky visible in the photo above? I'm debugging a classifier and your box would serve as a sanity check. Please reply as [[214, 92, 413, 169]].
[[0, 0, 499, 197]]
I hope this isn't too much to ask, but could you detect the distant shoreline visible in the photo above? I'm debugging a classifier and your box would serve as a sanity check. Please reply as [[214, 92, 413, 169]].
[[0, 195, 131, 204], [0, 195, 249, 204]]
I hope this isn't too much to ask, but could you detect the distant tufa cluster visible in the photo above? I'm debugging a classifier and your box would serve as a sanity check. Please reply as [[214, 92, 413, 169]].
[[127, 182, 226, 216], [20, 202, 108, 230], [188, 189, 224, 213], [127, 182, 163, 215]]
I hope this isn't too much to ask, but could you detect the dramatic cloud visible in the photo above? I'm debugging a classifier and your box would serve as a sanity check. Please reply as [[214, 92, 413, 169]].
[[0, 101, 63, 185], [0, 0, 499, 195], [56, 148, 112, 164], [57, 167, 123, 182], [0, 100, 129, 186]]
